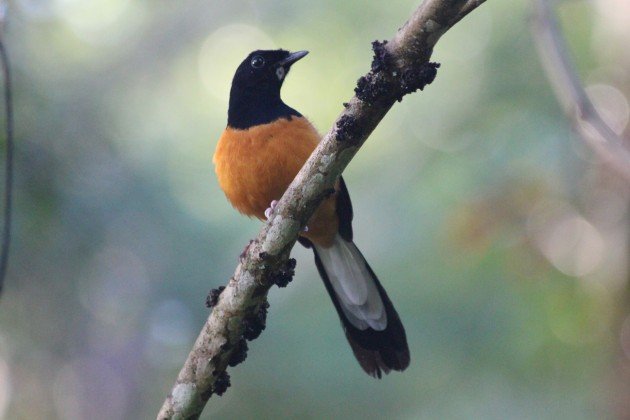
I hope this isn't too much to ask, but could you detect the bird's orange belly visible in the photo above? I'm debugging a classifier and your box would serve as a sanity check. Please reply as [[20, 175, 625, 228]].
[[213, 117, 338, 246]]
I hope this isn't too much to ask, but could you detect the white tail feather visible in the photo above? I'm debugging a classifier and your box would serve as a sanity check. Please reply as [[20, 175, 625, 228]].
[[314, 234, 387, 331]]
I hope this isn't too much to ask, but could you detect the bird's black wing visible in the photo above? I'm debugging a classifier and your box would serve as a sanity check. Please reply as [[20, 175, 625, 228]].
[[297, 175, 353, 248], [336, 176, 353, 242]]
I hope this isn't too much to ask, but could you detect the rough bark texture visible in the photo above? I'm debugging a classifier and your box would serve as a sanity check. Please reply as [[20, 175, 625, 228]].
[[157, 1, 487, 418]]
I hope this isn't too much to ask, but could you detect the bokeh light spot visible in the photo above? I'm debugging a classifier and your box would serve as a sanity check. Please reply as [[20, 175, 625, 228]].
[[53, 358, 127, 420], [528, 200, 605, 277], [78, 247, 150, 325], [149, 299, 194, 347], [145, 300, 195, 367], [54, 0, 142, 46]]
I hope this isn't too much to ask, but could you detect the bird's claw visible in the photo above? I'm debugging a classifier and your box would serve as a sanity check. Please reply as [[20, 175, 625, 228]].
[[265, 200, 308, 232], [265, 200, 279, 220]]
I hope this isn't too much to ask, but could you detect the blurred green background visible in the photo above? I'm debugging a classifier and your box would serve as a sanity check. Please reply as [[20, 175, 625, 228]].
[[0, 0, 629, 418]]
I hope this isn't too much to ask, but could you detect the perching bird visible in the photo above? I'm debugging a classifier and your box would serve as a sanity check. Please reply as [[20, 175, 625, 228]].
[[213, 49, 409, 378]]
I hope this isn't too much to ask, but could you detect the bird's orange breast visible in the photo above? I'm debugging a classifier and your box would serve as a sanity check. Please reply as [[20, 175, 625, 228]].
[[213, 116, 338, 247], [213, 116, 319, 218]]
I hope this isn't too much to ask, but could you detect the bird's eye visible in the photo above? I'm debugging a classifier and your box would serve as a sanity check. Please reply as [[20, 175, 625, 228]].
[[250, 56, 265, 68]]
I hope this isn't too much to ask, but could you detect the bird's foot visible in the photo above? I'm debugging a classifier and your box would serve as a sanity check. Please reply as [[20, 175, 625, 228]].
[[264, 200, 278, 220], [265, 200, 308, 232]]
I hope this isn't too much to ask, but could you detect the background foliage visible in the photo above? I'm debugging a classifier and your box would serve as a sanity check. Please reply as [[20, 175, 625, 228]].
[[0, 0, 629, 418]]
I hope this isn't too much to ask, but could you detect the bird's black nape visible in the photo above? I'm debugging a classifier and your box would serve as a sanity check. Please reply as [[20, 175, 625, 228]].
[[227, 49, 308, 130]]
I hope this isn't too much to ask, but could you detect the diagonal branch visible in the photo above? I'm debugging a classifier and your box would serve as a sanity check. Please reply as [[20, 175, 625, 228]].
[[157, 1, 486, 418], [531, 0, 630, 182]]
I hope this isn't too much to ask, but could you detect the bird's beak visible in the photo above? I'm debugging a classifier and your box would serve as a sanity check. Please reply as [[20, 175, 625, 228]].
[[277, 50, 309, 67]]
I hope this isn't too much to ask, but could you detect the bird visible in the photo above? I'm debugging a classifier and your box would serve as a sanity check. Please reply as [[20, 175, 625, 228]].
[[213, 49, 410, 378]]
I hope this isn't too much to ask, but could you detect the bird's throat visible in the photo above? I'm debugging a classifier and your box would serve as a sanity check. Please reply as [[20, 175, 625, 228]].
[[227, 89, 301, 130]]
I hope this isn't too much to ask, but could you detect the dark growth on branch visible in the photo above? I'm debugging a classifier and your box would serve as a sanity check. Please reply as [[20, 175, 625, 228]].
[[271, 257, 296, 288], [399, 62, 440, 97], [205, 286, 226, 308], [228, 338, 249, 367], [355, 75, 392, 106], [242, 300, 270, 341], [371, 40, 392, 72], [336, 115, 364, 143], [355, 40, 440, 105], [213, 371, 231, 396]]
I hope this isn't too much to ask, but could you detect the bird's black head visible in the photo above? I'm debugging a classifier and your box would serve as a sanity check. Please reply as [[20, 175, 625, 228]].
[[227, 49, 308, 129]]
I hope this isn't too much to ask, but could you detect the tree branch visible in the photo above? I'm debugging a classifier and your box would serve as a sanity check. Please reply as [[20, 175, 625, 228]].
[[157, 1, 486, 418], [531, 0, 630, 182]]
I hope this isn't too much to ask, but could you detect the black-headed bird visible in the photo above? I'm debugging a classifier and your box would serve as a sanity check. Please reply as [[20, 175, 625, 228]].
[[213, 49, 409, 378]]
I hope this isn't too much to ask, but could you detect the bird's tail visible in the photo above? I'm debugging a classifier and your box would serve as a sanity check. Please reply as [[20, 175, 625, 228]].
[[312, 234, 410, 378]]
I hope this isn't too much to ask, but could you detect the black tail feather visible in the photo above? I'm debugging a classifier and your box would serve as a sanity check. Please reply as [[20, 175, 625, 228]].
[[311, 244, 410, 378]]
